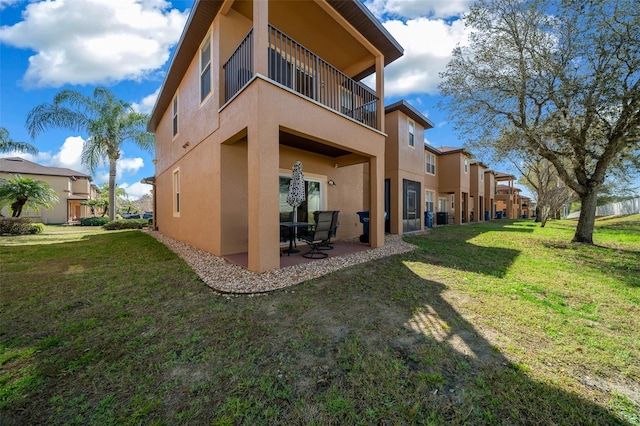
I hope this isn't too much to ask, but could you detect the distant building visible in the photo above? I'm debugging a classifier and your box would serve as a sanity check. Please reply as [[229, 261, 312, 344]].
[[0, 157, 98, 223]]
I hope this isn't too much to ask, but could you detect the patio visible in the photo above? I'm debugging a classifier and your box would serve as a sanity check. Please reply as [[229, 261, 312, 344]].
[[223, 238, 372, 269]]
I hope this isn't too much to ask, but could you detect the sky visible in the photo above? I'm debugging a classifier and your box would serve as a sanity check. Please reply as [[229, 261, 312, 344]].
[[0, 0, 482, 200]]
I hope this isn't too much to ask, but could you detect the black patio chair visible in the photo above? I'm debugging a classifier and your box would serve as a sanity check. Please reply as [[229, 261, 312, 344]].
[[300, 211, 334, 259]]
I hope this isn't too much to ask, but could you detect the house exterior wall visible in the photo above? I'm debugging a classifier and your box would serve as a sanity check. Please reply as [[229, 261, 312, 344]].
[[484, 171, 495, 220], [384, 109, 428, 235], [469, 163, 486, 222], [0, 172, 94, 223], [154, 4, 387, 273], [438, 152, 471, 224]]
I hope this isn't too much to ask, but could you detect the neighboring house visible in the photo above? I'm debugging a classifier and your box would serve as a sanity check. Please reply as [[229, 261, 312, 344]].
[[0, 157, 98, 223], [520, 196, 531, 218], [148, 0, 403, 273], [384, 100, 434, 235], [484, 169, 496, 220], [437, 147, 473, 225], [495, 174, 522, 219], [469, 161, 487, 222]]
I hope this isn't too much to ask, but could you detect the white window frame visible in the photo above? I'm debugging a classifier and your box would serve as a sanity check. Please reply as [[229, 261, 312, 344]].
[[172, 93, 178, 138], [438, 198, 448, 212], [408, 119, 415, 148], [464, 158, 469, 173], [200, 34, 212, 104], [173, 168, 180, 217], [425, 152, 436, 175], [425, 190, 435, 212]]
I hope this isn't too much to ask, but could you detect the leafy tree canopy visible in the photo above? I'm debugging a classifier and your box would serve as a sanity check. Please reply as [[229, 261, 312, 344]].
[[0, 175, 59, 217], [440, 0, 640, 243]]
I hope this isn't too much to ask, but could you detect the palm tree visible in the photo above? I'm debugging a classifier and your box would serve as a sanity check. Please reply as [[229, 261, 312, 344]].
[[25, 87, 154, 220], [0, 175, 59, 217], [0, 127, 38, 154]]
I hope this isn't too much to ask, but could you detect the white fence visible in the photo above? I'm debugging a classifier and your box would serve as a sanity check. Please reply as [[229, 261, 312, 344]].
[[567, 196, 640, 219]]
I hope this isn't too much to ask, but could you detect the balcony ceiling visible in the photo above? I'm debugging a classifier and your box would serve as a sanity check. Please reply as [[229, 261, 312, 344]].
[[280, 131, 351, 158]]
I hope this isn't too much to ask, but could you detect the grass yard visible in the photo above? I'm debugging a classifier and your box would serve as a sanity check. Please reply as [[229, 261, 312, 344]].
[[1, 219, 638, 425]]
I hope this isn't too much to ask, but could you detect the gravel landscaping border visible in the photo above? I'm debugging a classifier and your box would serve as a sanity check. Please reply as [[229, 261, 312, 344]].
[[145, 230, 419, 293]]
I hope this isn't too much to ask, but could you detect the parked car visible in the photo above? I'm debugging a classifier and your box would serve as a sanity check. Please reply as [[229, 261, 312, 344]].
[[142, 211, 153, 219]]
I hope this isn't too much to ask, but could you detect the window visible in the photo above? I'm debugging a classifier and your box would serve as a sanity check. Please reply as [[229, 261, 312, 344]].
[[425, 152, 436, 174], [438, 198, 448, 212], [279, 175, 323, 224], [464, 158, 469, 173], [408, 120, 415, 147], [480, 170, 484, 180], [173, 169, 180, 216], [425, 191, 435, 212], [172, 94, 178, 137], [451, 194, 455, 209], [200, 35, 211, 102]]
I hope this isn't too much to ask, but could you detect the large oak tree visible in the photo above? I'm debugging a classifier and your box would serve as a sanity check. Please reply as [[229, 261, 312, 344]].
[[440, 0, 640, 243]]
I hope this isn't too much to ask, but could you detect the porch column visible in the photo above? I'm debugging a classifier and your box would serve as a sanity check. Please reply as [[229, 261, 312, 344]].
[[253, 0, 269, 77], [375, 55, 384, 132], [247, 122, 280, 272], [454, 190, 462, 225], [369, 155, 384, 248]]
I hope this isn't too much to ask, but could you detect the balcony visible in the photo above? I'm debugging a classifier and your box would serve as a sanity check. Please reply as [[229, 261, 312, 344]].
[[223, 25, 378, 129]]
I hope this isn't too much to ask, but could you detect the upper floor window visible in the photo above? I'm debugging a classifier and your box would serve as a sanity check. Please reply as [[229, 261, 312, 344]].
[[425, 152, 436, 175], [464, 158, 469, 173], [172, 94, 178, 137], [408, 120, 415, 147], [480, 170, 484, 180], [200, 35, 212, 102]]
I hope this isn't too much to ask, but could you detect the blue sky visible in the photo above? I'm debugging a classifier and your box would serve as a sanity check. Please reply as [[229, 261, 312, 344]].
[[1, 0, 482, 199]]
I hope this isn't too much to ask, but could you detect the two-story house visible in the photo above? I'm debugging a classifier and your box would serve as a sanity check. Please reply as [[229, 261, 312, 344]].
[[484, 169, 496, 220], [0, 157, 98, 224], [437, 147, 473, 225], [383, 100, 434, 235], [469, 161, 487, 222], [494, 172, 521, 219], [148, 0, 403, 273]]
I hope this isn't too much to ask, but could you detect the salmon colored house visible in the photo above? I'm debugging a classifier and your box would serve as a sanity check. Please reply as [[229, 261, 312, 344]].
[[148, 0, 403, 273], [437, 147, 473, 225], [484, 169, 496, 220], [469, 161, 487, 222], [495, 172, 526, 219], [0, 157, 98, 224], [383, 100, 434, 235]]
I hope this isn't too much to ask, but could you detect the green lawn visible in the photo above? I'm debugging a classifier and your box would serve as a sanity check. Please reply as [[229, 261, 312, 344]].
[[1, 219, 638, 425]]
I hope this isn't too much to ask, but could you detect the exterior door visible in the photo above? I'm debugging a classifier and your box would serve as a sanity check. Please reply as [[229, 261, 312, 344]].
[[402, 179, 421, 233]]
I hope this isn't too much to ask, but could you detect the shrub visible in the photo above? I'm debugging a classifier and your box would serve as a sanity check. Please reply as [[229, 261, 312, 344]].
[[81, 216, 109, 226], [28, 223, 45, 234], [103, 219, 149, 230], [0, 217, 41, 236]]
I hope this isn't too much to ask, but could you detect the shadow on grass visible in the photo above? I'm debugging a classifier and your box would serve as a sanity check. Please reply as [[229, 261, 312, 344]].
[[0, 231, 632, 424], [405, 220, 530, 278], [541, 241, 640, 288]]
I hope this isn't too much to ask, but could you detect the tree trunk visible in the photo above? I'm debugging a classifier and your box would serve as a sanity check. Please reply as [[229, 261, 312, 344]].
[[108, 157, 117, 221], [573, 188, 598, 244], [534, 205, 542, 223]]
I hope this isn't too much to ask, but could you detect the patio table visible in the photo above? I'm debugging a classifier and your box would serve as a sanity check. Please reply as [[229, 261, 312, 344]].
[[280, 221, 312, 255]]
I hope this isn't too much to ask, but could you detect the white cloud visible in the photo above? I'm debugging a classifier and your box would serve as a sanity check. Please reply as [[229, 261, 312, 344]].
[[50, 136, 88, 172], [365, 0, 475, 19], [132, 87, 160, 114], [378, 17, 470, 97], [0, 0, 189, 87], [119, 181, 151, 199], [118, 157, 144, 175]]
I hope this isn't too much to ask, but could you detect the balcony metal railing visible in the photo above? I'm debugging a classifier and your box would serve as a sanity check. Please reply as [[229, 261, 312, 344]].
[[222, 25, 379, 129], [223, 29, 254, 103]]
